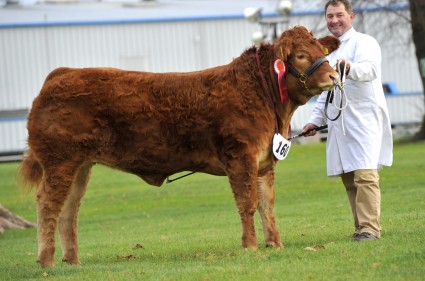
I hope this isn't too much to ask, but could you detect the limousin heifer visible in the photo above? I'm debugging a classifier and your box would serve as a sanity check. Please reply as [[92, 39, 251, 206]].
[[21, 26, 340, 268]]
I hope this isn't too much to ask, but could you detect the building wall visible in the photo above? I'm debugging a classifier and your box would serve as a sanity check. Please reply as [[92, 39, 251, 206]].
[[1, 8, 422, 111], [0, 7, 423, 153], [0, 18, 258, 111]]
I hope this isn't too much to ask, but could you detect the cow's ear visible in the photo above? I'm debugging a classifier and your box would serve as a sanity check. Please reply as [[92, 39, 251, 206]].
[[318, 36, 341, 55]]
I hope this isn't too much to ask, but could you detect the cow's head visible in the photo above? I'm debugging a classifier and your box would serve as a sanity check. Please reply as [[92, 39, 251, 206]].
[[273, 26, 340, 104]]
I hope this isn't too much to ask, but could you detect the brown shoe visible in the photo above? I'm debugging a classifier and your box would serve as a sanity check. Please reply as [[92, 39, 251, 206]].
[[354, 232, 379, 241]]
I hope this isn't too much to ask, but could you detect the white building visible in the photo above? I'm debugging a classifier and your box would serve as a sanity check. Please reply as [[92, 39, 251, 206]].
[[0, 0, 422, 155]]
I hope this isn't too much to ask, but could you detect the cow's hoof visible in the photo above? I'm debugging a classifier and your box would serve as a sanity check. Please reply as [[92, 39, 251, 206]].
[[37, 249, 55, 268], [62, 256, 80, 265], [37, 259, 54, 269], [265, 241, 284, 249], [242, 237, 258, 249], [243, 243, 258, 251]]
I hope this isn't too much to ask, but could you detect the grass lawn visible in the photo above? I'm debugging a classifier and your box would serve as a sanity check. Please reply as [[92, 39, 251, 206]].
[[0, 141, 424, 280]]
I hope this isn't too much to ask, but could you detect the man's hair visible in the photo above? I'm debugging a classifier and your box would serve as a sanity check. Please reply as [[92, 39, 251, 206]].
[[325, 0, 353, 14]]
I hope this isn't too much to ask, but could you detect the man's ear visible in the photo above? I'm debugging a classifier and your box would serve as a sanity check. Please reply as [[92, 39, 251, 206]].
[[318, 36, 341, 54]]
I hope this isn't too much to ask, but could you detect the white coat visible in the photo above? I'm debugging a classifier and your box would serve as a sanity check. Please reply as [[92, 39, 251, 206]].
[[308, 27, 393, 176]]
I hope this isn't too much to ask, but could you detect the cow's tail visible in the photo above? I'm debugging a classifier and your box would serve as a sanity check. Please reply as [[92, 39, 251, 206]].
[[20, 149, 43, 189]]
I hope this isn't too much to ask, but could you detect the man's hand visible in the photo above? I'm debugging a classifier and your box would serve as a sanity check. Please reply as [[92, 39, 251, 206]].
[[338, 58, 351, 75], [302, 123, 319, 137]]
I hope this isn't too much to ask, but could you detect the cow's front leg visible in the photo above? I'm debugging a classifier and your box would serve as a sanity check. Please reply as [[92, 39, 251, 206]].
[[226, 156, 259, 249], [257, 169, 283, 248]]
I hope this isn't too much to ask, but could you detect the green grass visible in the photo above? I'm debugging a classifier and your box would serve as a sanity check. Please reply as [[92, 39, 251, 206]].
[[1, 141, 424, 280]]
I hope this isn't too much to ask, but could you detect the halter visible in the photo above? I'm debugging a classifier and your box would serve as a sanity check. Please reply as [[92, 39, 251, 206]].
[[287, 57, 329, 91]]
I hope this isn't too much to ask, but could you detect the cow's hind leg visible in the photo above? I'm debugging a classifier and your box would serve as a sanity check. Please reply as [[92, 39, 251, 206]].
[[257, 170, 283, 248], [36, 161, 81, 268], [58, 162, 93, 265], [226, 156, 259, 249]]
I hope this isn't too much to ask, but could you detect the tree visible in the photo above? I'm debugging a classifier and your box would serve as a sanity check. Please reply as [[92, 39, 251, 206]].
[[358, 0, 425, 140], [0, 204, 36, 234], [408, 0, 425, 141]]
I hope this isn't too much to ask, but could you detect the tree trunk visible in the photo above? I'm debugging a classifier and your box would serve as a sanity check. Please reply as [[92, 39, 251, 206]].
[[409, 0, 425, 141], [412, 115, 425, 141], [0, 204, 36, 234]]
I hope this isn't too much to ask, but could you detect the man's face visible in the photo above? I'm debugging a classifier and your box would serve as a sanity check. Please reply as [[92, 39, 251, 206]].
[[325, 3, 354, 37]]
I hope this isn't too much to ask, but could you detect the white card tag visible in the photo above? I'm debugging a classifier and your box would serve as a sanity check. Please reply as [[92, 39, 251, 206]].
[[272, 133, 291, 160]]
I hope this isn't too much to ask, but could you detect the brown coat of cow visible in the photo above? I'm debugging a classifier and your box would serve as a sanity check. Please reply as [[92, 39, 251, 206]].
[[20, 26, 340, 268]]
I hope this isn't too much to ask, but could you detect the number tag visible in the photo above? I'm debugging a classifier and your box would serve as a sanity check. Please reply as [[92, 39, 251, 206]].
[[272, 133, 291, 160]]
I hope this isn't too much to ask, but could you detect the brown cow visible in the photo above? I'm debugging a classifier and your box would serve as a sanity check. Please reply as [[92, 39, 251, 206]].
[[20, 26, 340, 268]]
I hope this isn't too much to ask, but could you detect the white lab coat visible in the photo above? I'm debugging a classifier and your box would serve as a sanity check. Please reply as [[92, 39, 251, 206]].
[[308, 28, 393, 176]]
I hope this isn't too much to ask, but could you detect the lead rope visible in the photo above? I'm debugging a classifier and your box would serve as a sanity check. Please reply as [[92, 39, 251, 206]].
[[325, 59, 348, 135], [166, 171, 196, 184]]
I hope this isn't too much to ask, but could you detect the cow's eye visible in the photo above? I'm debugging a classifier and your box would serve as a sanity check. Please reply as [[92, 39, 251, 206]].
[[297, 54, 305, 60]]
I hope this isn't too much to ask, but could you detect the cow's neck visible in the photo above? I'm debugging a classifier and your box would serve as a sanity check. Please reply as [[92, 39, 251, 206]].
[[262, 49, 298, 139], [274, 72, 300, 138], [277, 97, 298, 139], [244, 45, 299, 139]]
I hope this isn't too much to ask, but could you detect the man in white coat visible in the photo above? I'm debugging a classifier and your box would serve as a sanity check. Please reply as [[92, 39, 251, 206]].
[[302, 0, 393, 241]]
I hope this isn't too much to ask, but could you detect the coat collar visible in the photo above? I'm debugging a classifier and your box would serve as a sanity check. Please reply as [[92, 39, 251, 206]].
[[339, 27, 356, 42]]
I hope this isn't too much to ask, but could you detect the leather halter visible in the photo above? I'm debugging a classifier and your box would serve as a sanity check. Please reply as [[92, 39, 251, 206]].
[[287, 57, 329, 91]]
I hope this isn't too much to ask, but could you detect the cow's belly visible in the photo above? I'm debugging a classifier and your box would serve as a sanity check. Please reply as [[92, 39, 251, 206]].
[[100, 152, 228, 187]]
